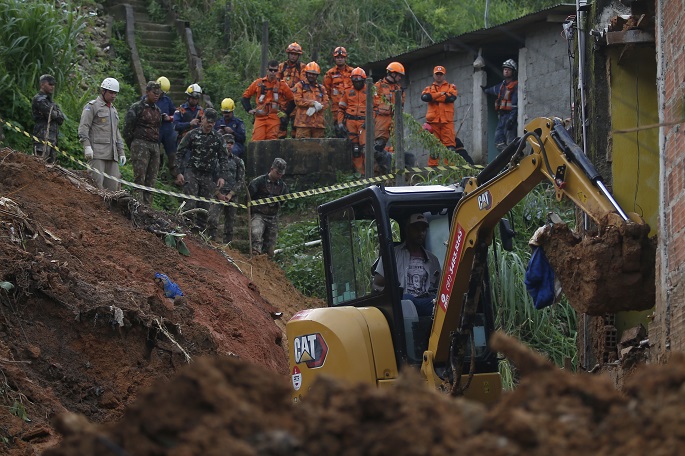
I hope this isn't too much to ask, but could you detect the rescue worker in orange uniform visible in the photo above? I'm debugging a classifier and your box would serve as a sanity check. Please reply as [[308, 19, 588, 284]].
[[421, 66, 474, 166], [323, 46, 353, 138], [373, 62, 406, 174], [277, 42, 306, 139], [292, 62, 329, 138], [337, 67, 368, 174], [482, 59, 518, 150], [241, 60, 295, 141]]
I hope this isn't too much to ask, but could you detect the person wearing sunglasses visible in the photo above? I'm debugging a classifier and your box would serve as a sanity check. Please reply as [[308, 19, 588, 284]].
[[241, 60, 295, 141]]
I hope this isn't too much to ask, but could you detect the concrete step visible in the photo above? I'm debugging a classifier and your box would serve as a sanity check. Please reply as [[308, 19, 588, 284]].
[[138, 30, 176, 41], [138, 38, 174, 48], [133, 12, 150, 22], [135, 22, 173, 32]]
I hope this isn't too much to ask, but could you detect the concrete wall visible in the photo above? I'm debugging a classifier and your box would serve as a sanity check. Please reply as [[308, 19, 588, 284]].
[[519, 22, 574, 124], [653, 0, 685, 360]]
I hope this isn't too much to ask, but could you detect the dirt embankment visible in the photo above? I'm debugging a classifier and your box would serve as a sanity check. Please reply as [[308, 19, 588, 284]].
[[46, 332, 685, 455], [0, 148, 320, 454]]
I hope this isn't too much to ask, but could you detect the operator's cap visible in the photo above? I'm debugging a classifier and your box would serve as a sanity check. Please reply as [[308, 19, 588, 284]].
[[272, 157, 287, 173], [39, 74, 56, 85], [146, 80, 161, 93], [408, 213, 429, 226], [222, 133, 235, 144], [204, 108, 218, 122], [433, 66, 446, 75]]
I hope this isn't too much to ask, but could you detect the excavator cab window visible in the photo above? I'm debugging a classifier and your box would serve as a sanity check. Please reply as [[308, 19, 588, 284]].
[[325, 201, 381, 305]]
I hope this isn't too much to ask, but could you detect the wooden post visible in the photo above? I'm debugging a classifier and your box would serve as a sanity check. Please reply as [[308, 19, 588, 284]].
[[364, 76, 374, 178], [394, 89, 404, 186]]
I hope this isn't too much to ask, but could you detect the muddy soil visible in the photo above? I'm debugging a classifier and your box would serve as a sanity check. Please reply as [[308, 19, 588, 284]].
[[541, 220, 656, 315], [0, 148, 321, 454], [45, 332, 685, 455]]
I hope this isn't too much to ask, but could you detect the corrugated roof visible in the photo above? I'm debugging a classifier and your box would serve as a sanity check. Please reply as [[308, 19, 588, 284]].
[[364, 3, 576, 72]]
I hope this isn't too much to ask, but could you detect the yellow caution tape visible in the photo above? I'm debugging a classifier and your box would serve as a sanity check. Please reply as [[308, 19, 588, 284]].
[[1, 116, 483, 210]]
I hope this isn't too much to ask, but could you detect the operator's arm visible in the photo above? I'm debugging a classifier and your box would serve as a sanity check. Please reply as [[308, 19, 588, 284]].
[[444, 84, 458, 103], [232, 119, 246, 144]]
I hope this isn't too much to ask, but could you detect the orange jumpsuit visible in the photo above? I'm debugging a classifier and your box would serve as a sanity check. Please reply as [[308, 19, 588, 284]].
[[421, 80, 459, 166], [277, 60, 305, 138], [242, 77, 294, 141], [323, 64, 353, 122], [292, 81, 329, 138], [338, 86, 367, 173], [373, 78, 404, 142]]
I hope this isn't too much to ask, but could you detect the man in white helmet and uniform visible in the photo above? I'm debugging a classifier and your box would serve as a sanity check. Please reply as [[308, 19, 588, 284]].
[[78, 77, 126, 191], [482, 59, 519, 151]]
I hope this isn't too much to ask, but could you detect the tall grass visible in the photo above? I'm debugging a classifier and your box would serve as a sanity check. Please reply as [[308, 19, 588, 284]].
[[489, 186, 578, 389]]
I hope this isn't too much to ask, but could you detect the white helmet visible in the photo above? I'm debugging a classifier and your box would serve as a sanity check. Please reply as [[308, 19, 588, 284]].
[[502, 59, 517, 72], [100, 77, 120, 93], [185, 83, 202, 97]]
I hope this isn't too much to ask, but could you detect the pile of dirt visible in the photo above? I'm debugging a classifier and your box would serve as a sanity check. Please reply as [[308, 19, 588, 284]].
[[0, 148, 321, 454], [540, 219, 656, 315], [44, 332, 685, 455]]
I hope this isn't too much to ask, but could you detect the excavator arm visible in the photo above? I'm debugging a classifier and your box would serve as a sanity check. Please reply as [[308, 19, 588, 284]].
[[421, 117, 645, 390]]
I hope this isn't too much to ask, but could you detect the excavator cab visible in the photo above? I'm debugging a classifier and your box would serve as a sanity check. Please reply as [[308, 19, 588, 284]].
[[287, 184, 499, 402]]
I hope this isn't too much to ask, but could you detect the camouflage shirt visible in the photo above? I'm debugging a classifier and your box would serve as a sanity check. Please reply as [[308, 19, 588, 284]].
[[31, 91, 65, 146], [221, 153, 245, 194], [248, 173, 288, 216], [123, 99, 161, 145], [175, 128, 228, 179]]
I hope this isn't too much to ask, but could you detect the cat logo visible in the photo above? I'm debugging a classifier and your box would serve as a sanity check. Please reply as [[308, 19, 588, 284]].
[[477, 190, 492, 210], [293, 333, 328, 368]]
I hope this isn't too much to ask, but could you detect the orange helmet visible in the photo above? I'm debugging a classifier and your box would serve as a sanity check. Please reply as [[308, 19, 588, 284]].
[[304, 61, 321, 75], [386, 62, 405, 75], [351, 67, 367, 80], [286, 42, 303, 55], [333, 46, 348, 57]]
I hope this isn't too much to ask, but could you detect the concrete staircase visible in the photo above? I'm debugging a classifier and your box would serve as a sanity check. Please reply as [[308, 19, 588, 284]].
[[111, 0, 189, 106]]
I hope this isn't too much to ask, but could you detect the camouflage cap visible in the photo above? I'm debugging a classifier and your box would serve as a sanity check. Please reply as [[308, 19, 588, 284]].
[[222, 133, 235, 143], [204, 108, 218, 122], [39, 74, 56, 85], [271, 158, 287, 173], [146, 81, 161, 92]]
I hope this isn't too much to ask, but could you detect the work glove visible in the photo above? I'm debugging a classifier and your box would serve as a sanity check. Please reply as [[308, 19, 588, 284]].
[[313, 101, 323, 112], [337, 124, 346, 135], [480, 85, 487, 92], [306, 107, 316, 117], [277, 110, 287, 118], [119, 155, 126, 166], [279, 115, 289, 129], [84, 146, 94, 160]]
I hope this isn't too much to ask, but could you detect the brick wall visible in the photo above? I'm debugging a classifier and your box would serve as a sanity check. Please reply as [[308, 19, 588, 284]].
[[653, 0, 685, 359]]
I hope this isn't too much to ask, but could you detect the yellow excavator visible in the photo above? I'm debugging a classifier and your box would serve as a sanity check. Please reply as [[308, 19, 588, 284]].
[[286, 117, 650, 404]]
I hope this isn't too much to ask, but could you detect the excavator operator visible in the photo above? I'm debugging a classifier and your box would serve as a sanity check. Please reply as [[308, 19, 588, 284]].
[[373, 213, 441, 316]]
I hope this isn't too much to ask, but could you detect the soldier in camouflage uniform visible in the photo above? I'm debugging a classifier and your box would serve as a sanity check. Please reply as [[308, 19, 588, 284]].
[[173, 108, 228, 233], [207, 134, 245, 243], [31, 75, 65, 164], [248, 158, 288, 256], [123, 81, 162, 205]]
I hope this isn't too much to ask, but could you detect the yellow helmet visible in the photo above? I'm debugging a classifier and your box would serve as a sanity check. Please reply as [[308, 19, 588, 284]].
[[221, 98, 235, 112], [156, 76, 170, 93]]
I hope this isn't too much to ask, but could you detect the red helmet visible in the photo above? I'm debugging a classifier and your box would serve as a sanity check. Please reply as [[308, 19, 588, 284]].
[[333, 46, 348, 57], [351, 67, 367, 80], [304, 61, 321, 75], [386, 61, 405, 75], [286, 42, 303, 55]]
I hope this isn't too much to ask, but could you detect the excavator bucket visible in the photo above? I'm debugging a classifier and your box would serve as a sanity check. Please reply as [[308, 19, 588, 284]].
[[538, 218, 655, 315]]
